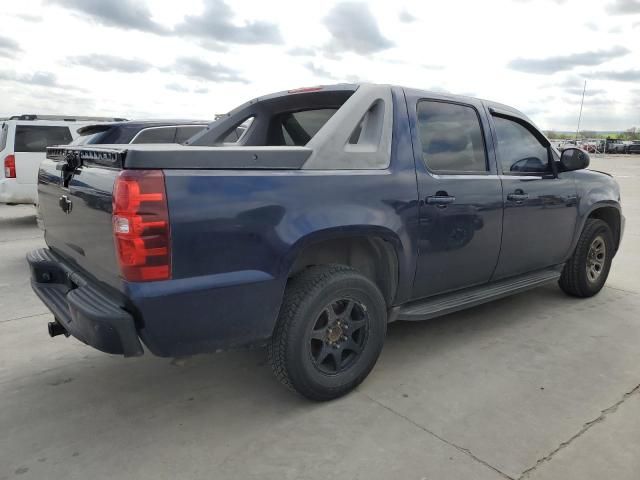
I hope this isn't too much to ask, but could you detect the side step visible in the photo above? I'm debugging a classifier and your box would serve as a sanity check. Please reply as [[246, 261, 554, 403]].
[[396, 267, 562, 322]]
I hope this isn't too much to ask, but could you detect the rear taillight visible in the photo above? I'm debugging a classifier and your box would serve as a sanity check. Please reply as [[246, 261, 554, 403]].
[[112, 170, 171, 282], [4, 155, 16, 178]]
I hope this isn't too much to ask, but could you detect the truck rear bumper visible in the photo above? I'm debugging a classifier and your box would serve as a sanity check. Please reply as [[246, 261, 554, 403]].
[[28, 248, 285, 358], [127, 270, 284, 357], [27, 248, 144, 357], [0, 179, 37, 204]]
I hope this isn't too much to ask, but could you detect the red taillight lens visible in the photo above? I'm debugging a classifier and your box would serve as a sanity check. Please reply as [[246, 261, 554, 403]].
[[4, 155, 16, 178], [112, 170, 171, 282]]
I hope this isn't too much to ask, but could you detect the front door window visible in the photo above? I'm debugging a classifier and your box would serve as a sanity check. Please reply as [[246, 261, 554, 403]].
[[493, 117, 550, 174]]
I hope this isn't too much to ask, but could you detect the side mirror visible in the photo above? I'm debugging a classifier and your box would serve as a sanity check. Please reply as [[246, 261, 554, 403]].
[[559, 147, 590, 172]]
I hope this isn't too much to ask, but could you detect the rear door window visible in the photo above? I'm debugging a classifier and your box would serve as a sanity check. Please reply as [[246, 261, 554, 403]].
[[175, 126, 206, 144], [131, 127, 177, 144], [14, 125, 73, 152]]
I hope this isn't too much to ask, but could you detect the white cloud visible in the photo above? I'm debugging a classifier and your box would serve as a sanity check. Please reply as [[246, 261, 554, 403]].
[[0, 35, 21, 58], [48, 0, 169, 34], [508, 46, 630, 74], [175, 0, 283, 45], [398, 9, 417, 22], [167, 57, 248, 83], [67, 54, 153, 73], [323, 2, 394, 55], [606, 0, 640, 14]]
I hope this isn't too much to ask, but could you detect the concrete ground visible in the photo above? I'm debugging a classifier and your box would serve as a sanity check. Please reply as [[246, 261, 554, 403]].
[[1, 154, 639, 480]]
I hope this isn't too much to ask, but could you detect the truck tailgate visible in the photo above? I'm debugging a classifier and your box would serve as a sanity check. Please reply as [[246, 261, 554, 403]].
[[38, 148, 123, 290]]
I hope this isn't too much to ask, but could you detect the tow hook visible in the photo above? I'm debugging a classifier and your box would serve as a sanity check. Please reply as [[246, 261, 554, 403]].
[[48, 321, 69, 338]]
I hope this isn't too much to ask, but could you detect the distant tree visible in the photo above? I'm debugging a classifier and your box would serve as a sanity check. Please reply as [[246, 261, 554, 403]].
[[580, 130, 597, 139], [544, 131, 574, 140], [545, 128, 639, 140]]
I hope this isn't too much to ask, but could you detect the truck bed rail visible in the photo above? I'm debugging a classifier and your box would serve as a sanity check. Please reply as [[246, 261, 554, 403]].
[[46, 145, 312, 170]]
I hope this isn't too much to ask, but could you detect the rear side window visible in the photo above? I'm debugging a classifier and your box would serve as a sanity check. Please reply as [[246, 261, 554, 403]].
[[175, 126, 206, 144], [493, 117, 550, 174], [0, 123, 8, 151], [417, 101, 487, 173], [268, 109, 337, 146], [131, 127, 177, 144], [14, 125, 72, 152]]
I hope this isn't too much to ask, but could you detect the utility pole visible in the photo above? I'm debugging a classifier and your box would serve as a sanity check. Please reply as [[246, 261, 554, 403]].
[[575, 80, 586, 142]]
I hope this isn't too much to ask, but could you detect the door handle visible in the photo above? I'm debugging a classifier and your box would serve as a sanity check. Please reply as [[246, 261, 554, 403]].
[[507, 189, 529, 202], [426, 191, 455, 207]]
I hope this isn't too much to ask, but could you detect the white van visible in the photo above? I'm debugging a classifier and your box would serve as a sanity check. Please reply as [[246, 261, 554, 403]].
[[0, 115, 124, 204]]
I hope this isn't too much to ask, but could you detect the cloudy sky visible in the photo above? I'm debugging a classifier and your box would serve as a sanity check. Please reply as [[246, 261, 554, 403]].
[[1, 0, 639, 131]]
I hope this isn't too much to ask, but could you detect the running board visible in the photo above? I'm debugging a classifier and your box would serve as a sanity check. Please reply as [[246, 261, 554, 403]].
[[396, 267, 562, 322]]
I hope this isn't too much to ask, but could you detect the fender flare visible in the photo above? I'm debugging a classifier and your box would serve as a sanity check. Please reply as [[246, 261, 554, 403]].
[[280, 225, 407, 303], [568, 200, 622, 256]]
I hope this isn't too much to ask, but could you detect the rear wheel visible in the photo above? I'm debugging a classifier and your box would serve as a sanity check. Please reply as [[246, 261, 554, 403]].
[[268, 265, 387, 401], [559, 219, 614, 297]]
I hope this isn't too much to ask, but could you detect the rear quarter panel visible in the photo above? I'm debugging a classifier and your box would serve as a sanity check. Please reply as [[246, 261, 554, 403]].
[[145, 166, 419, 355]]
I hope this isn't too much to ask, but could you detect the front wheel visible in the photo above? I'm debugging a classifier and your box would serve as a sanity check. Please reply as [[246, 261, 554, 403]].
[[268, 265, 387, 401], [559, 219, 614, 297]]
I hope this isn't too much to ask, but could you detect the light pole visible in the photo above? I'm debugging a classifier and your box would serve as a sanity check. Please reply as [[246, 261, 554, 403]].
[[575, 80, 586, 142]]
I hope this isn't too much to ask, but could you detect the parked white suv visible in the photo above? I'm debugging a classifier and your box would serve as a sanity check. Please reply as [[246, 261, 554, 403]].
[[0, 115, 123, 204]]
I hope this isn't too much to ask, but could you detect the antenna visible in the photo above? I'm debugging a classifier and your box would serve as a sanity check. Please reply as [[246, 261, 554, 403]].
[[575, 80, 586, 141]]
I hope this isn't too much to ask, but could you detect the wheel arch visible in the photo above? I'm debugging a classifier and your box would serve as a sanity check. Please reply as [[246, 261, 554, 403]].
[[569, 201, 622, 258], [587, 204, 622, 252], [285, 227, 402, 306]]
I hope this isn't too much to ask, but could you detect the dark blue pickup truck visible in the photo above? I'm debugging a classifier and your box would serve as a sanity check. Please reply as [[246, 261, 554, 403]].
[[29, 84, 623, 400]]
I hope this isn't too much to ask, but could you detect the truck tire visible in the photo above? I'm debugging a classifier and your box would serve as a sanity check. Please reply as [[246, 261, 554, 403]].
[[268, 265, 387, 401], [559, 219, 614, 297]]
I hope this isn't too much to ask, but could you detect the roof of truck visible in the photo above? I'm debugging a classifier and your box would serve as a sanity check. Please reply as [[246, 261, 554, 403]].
[[250, 83, 532, 125]]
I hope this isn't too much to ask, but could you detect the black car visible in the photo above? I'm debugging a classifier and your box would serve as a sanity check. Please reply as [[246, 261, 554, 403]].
[[628, 141, 640, 154], [70, 120, 209, 146]]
